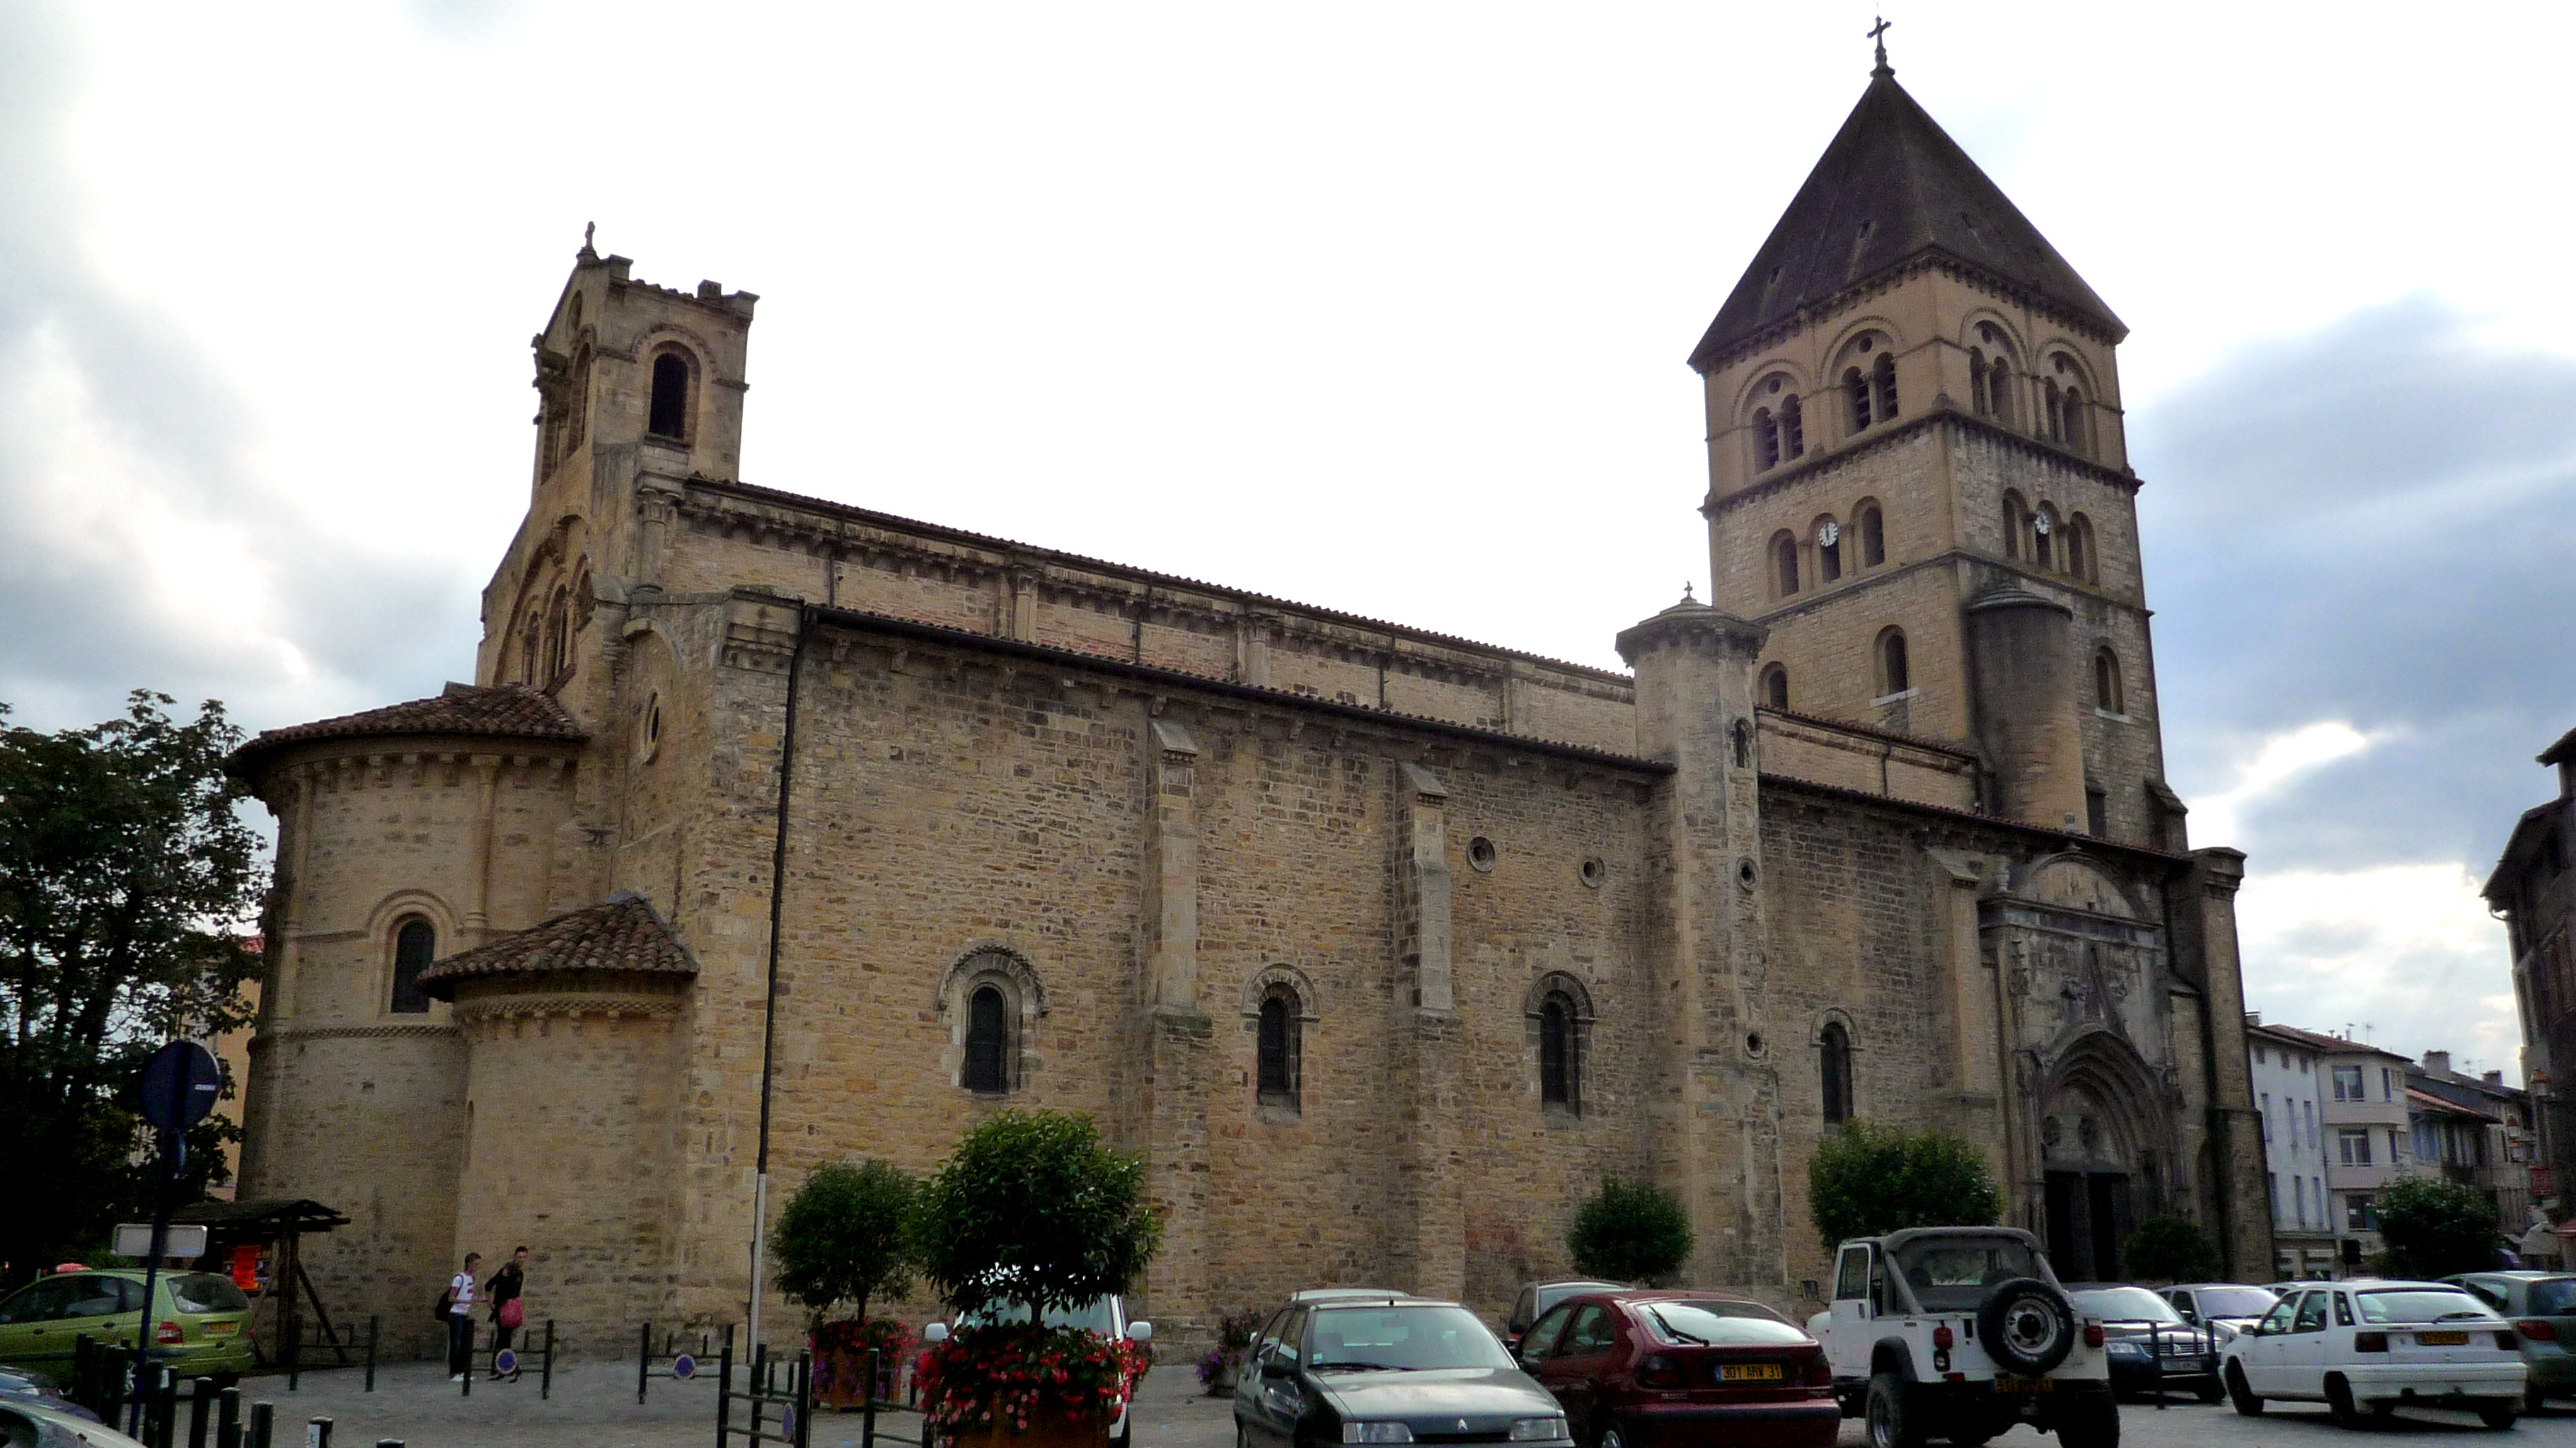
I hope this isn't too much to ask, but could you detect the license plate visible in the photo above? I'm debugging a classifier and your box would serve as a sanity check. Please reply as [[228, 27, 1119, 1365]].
[[202, 1321, 239, 1338], [2418, 1331, 2469, 1345], [1994, 1377, 2053, 1394], [1718, 1363, 1781, 1382]]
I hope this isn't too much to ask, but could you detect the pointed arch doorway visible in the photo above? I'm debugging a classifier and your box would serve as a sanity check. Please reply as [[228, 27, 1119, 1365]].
[[2036, 1032, 2172, 1282]]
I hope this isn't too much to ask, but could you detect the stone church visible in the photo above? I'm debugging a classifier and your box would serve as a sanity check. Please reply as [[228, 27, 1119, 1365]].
[[232, 57, 2269, 1353]]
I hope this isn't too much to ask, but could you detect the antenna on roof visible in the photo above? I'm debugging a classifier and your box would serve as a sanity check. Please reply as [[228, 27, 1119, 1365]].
[[1869, 15, 1893, 76]]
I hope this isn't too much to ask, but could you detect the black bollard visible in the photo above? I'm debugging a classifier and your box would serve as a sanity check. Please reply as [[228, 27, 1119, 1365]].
[[461, 1322, 473, 1399], [307, 1416, 333, 1448], [216, 1384, 242, 1448], [862, 1349, 879, 1448], [188, 1377, 213, 1448], [246, 1401, 273, 1448], [364, 1316, 379, 1394], [541, 1320, 555, 1402], [637, 1320, 651, 1405]]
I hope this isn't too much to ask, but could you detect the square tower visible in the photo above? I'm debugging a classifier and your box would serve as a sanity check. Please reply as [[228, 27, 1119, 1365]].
[[1690, 58, 2180, 848]]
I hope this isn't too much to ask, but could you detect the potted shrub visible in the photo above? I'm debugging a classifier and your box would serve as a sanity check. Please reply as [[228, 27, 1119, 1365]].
[[771, 1158, 918, 1411], [913, 1111, 1162, 1448], [1194, 1309, 1264, 1396]]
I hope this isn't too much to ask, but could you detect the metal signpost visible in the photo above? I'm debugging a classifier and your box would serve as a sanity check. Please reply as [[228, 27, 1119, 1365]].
[[131, 1040, 222, 1437]]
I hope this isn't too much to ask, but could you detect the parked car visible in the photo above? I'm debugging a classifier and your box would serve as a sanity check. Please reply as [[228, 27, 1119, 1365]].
[[2446, 1270, 2576, 1412], [1235, 1293, 1571, 1448], [0, 1270, 253, 1384], [923, 1294, 1153, 1448], [1807, 1226, 2117, 1448], [1502, 1280, 1626, 1353], [2219, 1278, 2525, 1428], [1514, 1288, 1836, 1448], [2064, 1285, 2222, 1401], [0, 1365, 98, 1424], [1, 1395, 146, 1447], [2161, 1283, 2280, 1342]]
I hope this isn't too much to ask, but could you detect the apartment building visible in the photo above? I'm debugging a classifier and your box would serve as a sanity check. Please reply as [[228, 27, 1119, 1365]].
[[2260, 1024, 2413, 1269], [2410, 1050, 2537, 1234], [2248, 1017, 2337, 1278]]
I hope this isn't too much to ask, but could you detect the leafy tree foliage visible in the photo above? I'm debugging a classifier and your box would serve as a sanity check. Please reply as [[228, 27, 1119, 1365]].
[[1808, 1121, 2002, 1249], [1566, 1178, 1694, 1285], [2121, 1215, 2220, 1283], [912, 1110, 1160, 1319], [773, 1159, 918, 1328], [2376, 1174, 2500, 1280], [0, 693, 263, 1280]]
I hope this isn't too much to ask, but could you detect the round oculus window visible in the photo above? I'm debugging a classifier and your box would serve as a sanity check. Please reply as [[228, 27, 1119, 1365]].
[[1467, 836, 1498, 873]]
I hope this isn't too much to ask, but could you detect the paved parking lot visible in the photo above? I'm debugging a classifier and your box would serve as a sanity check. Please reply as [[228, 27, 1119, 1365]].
[[213, 1363, 2576, 1448]]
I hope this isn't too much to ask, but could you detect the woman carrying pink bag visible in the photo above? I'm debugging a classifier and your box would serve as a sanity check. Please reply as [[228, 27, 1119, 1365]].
[[486, 1245, 532, 1380]]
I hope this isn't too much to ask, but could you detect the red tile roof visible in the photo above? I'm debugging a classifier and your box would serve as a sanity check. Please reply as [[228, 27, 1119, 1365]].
[[229, 684, 587, 775], [417, 892, 697, 999]]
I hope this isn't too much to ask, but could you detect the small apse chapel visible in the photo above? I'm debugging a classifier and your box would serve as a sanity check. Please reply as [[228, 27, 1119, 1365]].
[[231, 54, 2269, 1353]]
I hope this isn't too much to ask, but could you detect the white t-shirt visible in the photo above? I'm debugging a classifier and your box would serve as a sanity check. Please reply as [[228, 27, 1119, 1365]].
[[450, 1273, 477, 1316]]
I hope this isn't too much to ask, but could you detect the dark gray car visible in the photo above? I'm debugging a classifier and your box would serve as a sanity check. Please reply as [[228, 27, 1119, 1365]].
[[1235, 1297, 1573, 1448]]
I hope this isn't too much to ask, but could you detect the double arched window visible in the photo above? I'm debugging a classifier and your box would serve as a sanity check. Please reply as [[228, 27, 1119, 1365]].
[[1750, 374, 1806, 473], [391, 918, 436, 1014], [1968, 324, 2016, 424], [1820, 1021, 1855, 1126], [2043, 353, 2090, 456], [1842, 335, 1900, 433]]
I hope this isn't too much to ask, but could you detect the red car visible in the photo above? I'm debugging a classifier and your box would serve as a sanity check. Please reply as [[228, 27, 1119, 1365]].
[[1513, 1290, 1838, 1448]]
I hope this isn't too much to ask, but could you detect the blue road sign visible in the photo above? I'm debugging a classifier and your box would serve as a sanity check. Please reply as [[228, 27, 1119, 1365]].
[[139, 1041, 221, 1131], [671, 1353, 697, 1380], [495, 1349, 519, 1376]]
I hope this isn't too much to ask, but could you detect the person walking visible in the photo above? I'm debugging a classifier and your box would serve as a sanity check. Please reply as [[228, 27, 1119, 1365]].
[[443, 1252, 481, 1382], [485, 1246, 530, 1380]]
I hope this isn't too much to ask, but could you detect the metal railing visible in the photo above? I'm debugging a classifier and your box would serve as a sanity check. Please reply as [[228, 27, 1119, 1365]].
[[717, 1340, 813, 1448]]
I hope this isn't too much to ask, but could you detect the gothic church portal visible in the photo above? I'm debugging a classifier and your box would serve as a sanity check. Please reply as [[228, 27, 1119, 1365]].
[[233, 58, 2270, 1353]]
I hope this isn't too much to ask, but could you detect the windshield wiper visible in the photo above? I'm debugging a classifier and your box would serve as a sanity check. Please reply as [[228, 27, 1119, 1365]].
[[1644, 1308, 1711, 1345], [1308, 1361, 1405, 1373]]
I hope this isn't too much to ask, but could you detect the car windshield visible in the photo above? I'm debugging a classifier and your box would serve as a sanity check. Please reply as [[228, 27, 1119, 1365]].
[[1889, 1236, 2045, 1312], [1635, 1302, 1808, 1347], [2192, 1287, 2278, 1318], [2071, 1288, 2182, 1325], [2528, 1280, 2576, 1316], [958, 1299, 1117, 1334], [168, 1275, 250, 1314], [2355, 1289, 2497, 1326], [1308, 1306, 1513, 1372]]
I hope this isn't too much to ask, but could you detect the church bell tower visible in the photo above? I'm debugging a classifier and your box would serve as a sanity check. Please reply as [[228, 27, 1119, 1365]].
[[1690, 49, 2184, 849]]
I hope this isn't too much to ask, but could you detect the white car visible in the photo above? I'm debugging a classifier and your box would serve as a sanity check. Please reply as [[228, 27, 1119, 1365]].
[[923, 1296, 1153, 1448], [2219, 1278, 2526, 1429]]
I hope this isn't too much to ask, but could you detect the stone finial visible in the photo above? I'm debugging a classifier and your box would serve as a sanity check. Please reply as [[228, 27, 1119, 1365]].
[[579, 221, 597, 260]]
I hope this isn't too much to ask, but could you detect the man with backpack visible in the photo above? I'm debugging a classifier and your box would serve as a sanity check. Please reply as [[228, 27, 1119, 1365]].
[[441, 1252, 481, 1382], [486, 1246, 531, 1380]]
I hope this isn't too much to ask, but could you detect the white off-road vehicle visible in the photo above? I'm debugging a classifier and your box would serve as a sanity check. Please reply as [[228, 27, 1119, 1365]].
[[1806, 1227, 2118, 1448]]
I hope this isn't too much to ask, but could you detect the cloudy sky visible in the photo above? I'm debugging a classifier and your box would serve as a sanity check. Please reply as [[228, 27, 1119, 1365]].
[[5, 3, 2570, 1079]]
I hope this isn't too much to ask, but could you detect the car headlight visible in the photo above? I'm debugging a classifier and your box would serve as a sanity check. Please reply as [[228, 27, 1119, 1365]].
[[1508, 1419, 1567, 1442], [1344, 1425, 1414, 1444]]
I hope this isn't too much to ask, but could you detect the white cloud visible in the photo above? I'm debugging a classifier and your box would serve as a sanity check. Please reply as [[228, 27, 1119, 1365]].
[[2187, 722, 2374, 845]]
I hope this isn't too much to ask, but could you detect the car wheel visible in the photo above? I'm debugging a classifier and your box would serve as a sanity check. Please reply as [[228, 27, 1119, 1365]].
[[2224, 1363, 2263, 1418], [2054, 1395, 2119, 1448], [1598, 1425, 1626, 1448], [2477, 1399, 2519, 1431], [2195, 1376, 2226, 1404], [1864, 1372, 1922, 1448], [2324, 1375, 2364, 1429]]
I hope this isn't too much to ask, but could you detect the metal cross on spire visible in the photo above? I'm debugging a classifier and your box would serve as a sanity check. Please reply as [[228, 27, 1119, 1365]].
[[1869, 15, 1893, 75]]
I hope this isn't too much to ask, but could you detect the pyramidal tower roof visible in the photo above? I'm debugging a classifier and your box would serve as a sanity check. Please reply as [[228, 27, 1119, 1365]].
[[1689, 61, 2123, 371]]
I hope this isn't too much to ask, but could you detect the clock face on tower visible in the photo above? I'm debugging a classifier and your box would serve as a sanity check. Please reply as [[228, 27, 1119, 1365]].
[[1818, 521, 1840, 548], [2033, 513, 2052, 536]]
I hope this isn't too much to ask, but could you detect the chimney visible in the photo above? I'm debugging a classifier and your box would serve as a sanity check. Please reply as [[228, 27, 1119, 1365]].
[[2244, 1011, 2263, 1027], [2485, 1070, 2507, 1089], [2423, 1050, 2453, 1079]]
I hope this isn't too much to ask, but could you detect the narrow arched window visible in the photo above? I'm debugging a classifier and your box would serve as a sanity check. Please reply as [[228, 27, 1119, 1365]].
[[1779, 394, 1805, 459], [1820, 1022, 1854, 1125], [964, 985, 1010, 1092], [2033, 508, 2060, 572], [1859, 504, 1885, 567], [2061, 388, 2086, 455], [1988, 356, 2013, 424], [1257, 990, 1300, 1108], [2043, 379, 2064, 444], [545, 589, 570, 679], [1878, 629, 1910, 696], [2095, 649, 2124, 714], [1773, 533, 1800, 597], [391, 920, 435, 1014], [1970, 347, 1990, 415], [1845, 368, 1871, 431], [1754, 410, 1780, 470], [2002, 494, 2027, 562], [647, 352, 691, 439], [1760, 664, 1789, 711], [1817, 521, 1842, 583], [1539, 994, 1578, 1108], [1872, 354, 1898, 422], [2067, 514, 2091, 581]]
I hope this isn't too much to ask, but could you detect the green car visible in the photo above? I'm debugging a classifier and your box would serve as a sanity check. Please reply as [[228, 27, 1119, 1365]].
[[0, 1270, 255, 1382], [2449, 1270, 2576, 1413]]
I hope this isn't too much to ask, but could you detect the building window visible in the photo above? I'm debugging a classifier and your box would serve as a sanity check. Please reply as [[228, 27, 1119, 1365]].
[[1844, 367, 1871, 432], [1760, 664, 1789, 712], [2094, 649, 2123, 713], [1257, 988, 1302, 1111], [1820, 1021, 1854, 1125], [2002, 492, 2028, 562], [1772, 532, 1799, 597], [2032, 506, 2060, 571], [2338, 1128, 2374, 1166], [1817, 520, 1842, 582], [2061, 388, 2087, 455], [2256, 1045, 2268, 1065], [2344, 1193, 2376, 1231], [1754, 410, 1781, 470], [1779, 393, 1805, 460], [2067, 513, 2096, 583], [391, 919, 435, 1014], [2381, 1067, 2393, 1101], [1539, 993, 1578, 1108], [2086, 789, 2108, 838], [1872, 353, 1898, 423], [1856, 503, 1885, 567], [1876, 628, 1909, 695], [1970, 347, 1990, 415], [964, 984, 1010, 1092], [647, 352, 692, 440], [2332, 1064, 2364, 1101]]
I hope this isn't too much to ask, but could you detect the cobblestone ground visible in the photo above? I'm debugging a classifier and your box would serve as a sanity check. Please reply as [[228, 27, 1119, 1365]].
[[210, 1365, 2576, 1448]]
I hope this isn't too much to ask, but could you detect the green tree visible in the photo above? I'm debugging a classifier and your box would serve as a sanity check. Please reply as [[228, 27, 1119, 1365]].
[[1807, 1121, 2002, 1249], [0, 693, 264, 1281], [1567, 1178, 1694, 1285], [2376, 1174, 2499, 1280], [912, 1109, 1161, 1318], [2121, 1215, 2220, 1283], [773, 1159, 918, 1329]]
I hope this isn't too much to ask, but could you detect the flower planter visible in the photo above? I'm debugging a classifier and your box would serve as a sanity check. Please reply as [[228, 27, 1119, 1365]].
[[971, 1406, 1111, 1448], [1204, 1363, 1240, 1396]]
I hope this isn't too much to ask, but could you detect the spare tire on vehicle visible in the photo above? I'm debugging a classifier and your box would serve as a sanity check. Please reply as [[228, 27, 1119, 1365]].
[[1976, 1277, 2077, 1377]]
